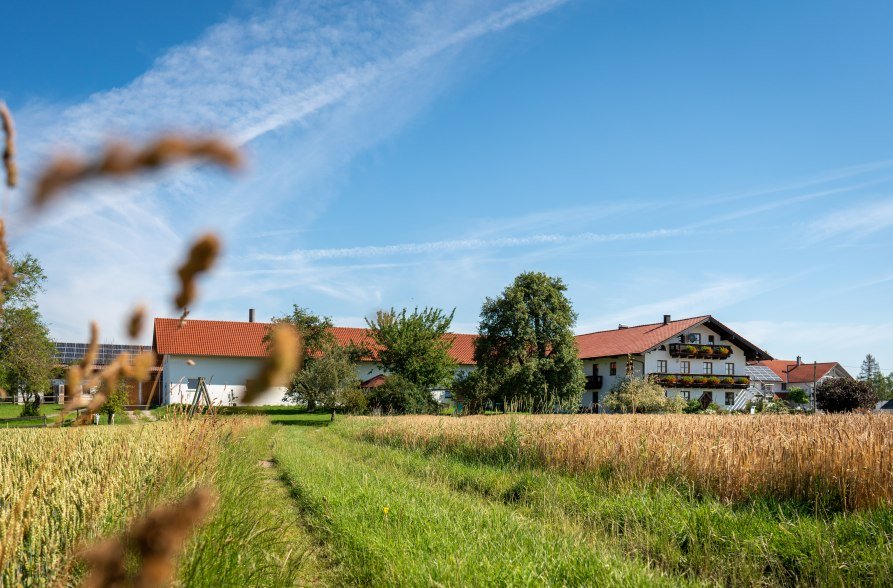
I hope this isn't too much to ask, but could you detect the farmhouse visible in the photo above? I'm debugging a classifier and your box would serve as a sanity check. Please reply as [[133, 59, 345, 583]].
[[575, 315, 773, 412], [152, 314, 476, 406], [747, 358, 853, 397]]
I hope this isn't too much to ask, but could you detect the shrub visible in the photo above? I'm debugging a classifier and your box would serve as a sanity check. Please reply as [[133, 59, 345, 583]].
[[693, 376, 707, 385], [663, 375, 677, 385], [721, 377, 734, 385], [19, 396, 41, 417], [718, 347, 732, 356], [735, 377, 749, 385], [102, 378, 129, 423], [604, 377, 679, 414], [699, 346, 712, 355], [339, 387, 369, 414], [682, 345, 697, 355], [682, 399, 702, 414], [367, 374, 438, 414], [815, 378, 876, 413], [681, 376, 694, 386], [786, 387, 810, 405], [707, 376, 721, 386]]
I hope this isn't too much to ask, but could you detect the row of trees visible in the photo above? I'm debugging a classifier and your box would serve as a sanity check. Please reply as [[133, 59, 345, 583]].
[[279, 271, 587, 415], [858, 354, 893, 401]]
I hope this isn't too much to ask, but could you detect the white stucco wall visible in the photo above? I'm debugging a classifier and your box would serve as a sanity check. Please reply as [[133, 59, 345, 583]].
[[162, 354, 476, 406], [163, 355, 288, 406]]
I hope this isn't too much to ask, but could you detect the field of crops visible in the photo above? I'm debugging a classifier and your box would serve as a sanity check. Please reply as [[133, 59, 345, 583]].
[[354, 413, 893, 510], [3, 411, 893, 586]]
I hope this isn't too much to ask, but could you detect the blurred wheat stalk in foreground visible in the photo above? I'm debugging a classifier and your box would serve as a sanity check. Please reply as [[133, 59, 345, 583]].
[[357, 413, 893, 510]]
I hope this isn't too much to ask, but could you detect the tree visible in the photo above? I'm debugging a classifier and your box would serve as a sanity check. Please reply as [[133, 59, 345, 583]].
[[366, 307, 457, 390], [473, 272, 585, 412], [0, 306, 56, 416], [450, 370, 497, 415], [604, 377, 684, 413], [273, 305, 335, 358], [815, 378, 877, 413], [366, 374, 437, 414], [786, 386, 810, 405], [3, 254, 47, 310], [285, 342, 360, 416], [102, 378, 130, 424], [859, 354, 882, 381]]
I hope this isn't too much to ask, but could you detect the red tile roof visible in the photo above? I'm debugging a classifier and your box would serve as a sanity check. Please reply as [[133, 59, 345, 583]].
[[575, 316, 710, 358], [575, 315, 772, 361], [152, 318, 477, 364], [750, 360, 848, 383]]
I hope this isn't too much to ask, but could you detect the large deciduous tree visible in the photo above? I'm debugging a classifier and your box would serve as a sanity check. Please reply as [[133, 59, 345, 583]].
[[473, 272, 585, 412], [272, 305, 336, 410], [366, 307, 457, 391], [0, 254, 55, 416], [815, 378, 877, 413]]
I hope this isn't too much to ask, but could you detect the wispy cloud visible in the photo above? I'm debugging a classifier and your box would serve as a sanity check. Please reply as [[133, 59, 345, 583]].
[[252, 228, 693, 262], [807, 199, 893, 242], [8, 0, 571, 341]]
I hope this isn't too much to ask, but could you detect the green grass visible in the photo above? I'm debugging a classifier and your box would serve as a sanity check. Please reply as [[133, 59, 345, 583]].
[[272, 415, 683, 586], [0, 403, 63, 419], [255, 411, 893, 586]]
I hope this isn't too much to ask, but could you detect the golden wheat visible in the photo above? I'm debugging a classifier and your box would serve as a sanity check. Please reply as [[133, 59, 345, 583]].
[[0, 102, 15, 188], [0, 416, 257, 587], [356, 413, 893, 510]]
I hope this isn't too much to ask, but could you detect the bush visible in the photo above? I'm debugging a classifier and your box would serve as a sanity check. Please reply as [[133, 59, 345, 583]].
[[367, 374, 437, 414], [339, 387, 368, 415], [786, 387, 810, 405], [682, 399, 702, 414], [19, 396, 41, 417], [604, 377, 681, 414], [102, 378, 129, 422], [815, 378, 876, 413], [451, 370, 495, 415]]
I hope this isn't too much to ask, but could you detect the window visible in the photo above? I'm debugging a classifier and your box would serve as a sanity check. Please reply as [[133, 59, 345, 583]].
[[186, 378, 199, 390], [680, 361, 690, 374], [726, 363, 734, 375], [682, 391, 691, 401], [725, 392, 735, 406], [703, 362, 713, 374], [781, 383, 787, 391], [762, 383, 773, 393], [657, 360, 667, 373], [609, 362, 617, 376], [708, 335, 715, 343], [690, 333, 701, 344]]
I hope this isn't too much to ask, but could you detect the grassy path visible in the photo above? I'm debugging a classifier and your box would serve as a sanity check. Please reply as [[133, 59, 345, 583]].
[[271, 417, 686, 587], [265, 414, 893, 587]]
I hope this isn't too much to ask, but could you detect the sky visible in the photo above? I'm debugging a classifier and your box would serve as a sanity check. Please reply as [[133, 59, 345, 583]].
[[2, 0, 893, 375]]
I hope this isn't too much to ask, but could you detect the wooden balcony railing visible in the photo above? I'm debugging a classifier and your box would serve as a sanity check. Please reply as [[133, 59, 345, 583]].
[[667, 343, 733, 359], [650, 373, 749, 389], [584, 375, 603, 390]]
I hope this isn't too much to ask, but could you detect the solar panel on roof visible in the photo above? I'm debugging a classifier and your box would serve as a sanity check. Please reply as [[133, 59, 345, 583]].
[[53, 342, 152, 365], [744, 365, 782, 382]]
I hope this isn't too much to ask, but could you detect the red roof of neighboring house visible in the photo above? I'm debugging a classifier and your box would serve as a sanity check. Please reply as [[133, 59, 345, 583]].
[[152, 318, 477, 364], [750, 360, 848, 383], [575, 315, 771, 360]]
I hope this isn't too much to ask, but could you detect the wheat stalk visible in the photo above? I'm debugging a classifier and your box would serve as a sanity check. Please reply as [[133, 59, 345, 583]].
[[0, 102, 15, 188]]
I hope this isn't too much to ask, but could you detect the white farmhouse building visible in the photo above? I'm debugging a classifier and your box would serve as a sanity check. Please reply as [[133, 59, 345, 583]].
[[575, 315, 773, 412], [152, 316, 476, 406], [747, 358, 853, 397]]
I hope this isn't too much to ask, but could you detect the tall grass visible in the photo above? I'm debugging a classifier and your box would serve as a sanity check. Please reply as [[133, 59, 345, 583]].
[[353, 413, 893, 510]]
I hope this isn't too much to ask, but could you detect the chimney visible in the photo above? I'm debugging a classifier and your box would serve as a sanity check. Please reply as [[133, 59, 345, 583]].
[[249, 308, 256, 323], [618, 324, 628, 329], [796, 355, 802, 366], [663, 314, 671, 325]]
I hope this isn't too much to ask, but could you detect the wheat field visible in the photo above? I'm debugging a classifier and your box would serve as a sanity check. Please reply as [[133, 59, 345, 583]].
[[354, 413, 893, 510], [0, 416, 253, 586]]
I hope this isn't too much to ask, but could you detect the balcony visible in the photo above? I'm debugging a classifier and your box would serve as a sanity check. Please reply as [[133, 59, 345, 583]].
[[667, 343, 733, 359], [650, 373, 749, 389], [585, 375, 603, 390]]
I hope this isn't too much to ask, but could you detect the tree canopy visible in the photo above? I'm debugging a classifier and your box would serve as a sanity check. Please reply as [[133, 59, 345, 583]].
[[815, 378, 877, 413], [366, 306, 457, 390], [286, 341, 361, 413], [272, 304, 335, 359], [473, 272, 584, 411]]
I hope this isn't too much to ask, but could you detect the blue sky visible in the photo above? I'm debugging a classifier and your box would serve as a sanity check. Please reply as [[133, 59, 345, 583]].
[[3, 0, 893, 374]]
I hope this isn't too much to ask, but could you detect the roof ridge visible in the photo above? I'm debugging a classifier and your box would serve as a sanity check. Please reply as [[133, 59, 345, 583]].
[[575, 315, 709, 337]]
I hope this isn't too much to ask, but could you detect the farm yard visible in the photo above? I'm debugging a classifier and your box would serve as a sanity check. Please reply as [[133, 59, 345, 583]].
[[3, 410, 893, 586]]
